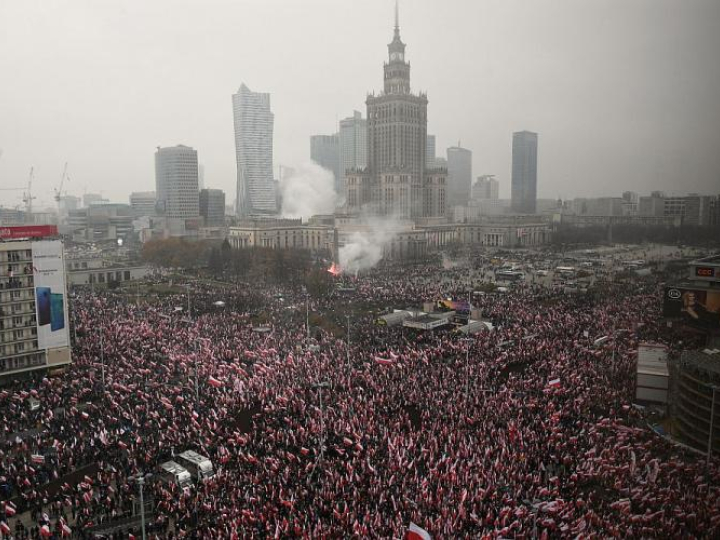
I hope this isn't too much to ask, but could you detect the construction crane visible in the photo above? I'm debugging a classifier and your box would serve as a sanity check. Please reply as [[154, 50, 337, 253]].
[[22, 167, 36, 217], [54, 162, 68, 202]]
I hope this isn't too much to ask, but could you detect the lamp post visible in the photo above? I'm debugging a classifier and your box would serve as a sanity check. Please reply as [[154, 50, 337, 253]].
[[312, 382, 330, 467], [131, 472, 152, 540], [306, 293, 310, 340], [186, 283, 191, 321], [99, 327, 106, 394]]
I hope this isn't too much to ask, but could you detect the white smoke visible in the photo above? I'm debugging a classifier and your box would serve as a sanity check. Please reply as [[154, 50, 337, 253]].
[[339, 216, 401, 274], [280, 162, 337, 220]]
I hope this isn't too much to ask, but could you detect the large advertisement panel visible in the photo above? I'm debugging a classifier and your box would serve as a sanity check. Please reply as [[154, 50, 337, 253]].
[[663, 286, 720, 329], [32, 241, 70, 349]]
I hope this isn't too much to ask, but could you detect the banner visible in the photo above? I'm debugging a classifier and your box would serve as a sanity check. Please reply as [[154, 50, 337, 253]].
[[663, 286, 720, 329], [32, 241, 70, 349], [0, 225, 57, 239]]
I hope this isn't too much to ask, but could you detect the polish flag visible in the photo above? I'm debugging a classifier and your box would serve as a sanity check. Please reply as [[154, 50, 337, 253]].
[[1, 521, 11, 535], [40, 524, 51, 537], [208, 376, 223, 388], [374, 356, 395, 366], [547, 378, 561, 388], [4, 502, 16, 517], [118, 441, 128, 449], [31, 454, 45, 464], [407, 523, 432, 540], [61, 522, 72, 537], [80, 411, 89, 419]]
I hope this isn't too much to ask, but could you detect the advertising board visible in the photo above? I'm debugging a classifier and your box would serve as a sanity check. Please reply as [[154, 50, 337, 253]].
[[32, 241, 70, 349], [0, 225, 58, 239], [663, 286, 720, 329]]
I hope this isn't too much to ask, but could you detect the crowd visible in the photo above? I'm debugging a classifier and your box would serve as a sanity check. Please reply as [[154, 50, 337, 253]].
[[1, 254, 718, 539]]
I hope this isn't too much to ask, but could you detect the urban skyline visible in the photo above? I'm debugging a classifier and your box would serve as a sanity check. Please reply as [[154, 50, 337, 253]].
[[1, 0, 719, 210]]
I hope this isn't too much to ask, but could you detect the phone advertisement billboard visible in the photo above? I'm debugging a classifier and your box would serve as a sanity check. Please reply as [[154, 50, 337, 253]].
[[32, 241, 70, 349], [663, 286, 720, 330]]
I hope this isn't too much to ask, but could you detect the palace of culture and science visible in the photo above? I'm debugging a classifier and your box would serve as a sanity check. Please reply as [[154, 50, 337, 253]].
[[345, 7, 447, 220]]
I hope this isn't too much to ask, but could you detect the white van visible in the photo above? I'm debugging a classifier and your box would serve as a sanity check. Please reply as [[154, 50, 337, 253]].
[[159, 461, 193, 486], [177, 450, 214, 480]]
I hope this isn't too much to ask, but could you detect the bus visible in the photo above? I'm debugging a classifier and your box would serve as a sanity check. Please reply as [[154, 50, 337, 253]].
[[496, 270, 524, 282]]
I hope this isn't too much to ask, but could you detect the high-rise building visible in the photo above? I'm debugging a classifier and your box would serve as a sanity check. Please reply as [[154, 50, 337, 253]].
[[339, 111, 367, 193], [346, 6, 446, 219], [0, 226, 72, 381], [426, 135, 436, 168], [199, 189, 226, 227], [310, 134, 341, 194], [472, 175, 499, 200], [129, 191, 157, 217], [510, 131, 538, 214], [154, 145, 200, 219], [83, 193, 107, 208], [447, 146, 472, 211], [232, 84, 276, 216]]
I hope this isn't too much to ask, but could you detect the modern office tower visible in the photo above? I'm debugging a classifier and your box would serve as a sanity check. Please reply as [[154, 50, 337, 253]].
[[199, 189, 226, 227], [339, 111, 367, 190], [510, 131, 538, 214], [0, 226, 71, 381], [426, 135, 436, 168], [154, 145, 200, 219], [310, 134, 341, 194], [447, 146, 472, 211], [472, 175, 499, 200], [129, 191, 157, 217], [232, 83, 276, 216], [346, 5, 446, 219]]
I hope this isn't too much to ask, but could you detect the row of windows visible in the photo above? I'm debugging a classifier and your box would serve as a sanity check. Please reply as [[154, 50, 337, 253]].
[[0, 249, 32, 263], [0, 352, 45, 373]]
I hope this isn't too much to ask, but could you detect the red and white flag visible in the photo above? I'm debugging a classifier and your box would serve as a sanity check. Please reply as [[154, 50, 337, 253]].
[[31, 454, 45, 464], [208, 376, 223, 388], [374, 356, 395, 366], [1, 521, 11, 535], [4, 502, 16, 517], [407, 523, 432, 540], [61, 522, 72, 537], [547, 378, 561, 388], [40, 524, 51, 537]]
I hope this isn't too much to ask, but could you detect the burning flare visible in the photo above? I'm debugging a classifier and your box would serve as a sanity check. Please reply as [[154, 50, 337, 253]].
[[327, 262, 342, 276]]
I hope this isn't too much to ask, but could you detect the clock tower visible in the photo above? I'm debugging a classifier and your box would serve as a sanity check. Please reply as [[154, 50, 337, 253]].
[[384, 2, 410, 95], [346, 1, 447, 220]]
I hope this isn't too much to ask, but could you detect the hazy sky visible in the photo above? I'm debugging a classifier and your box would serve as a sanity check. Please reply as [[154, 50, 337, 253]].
[[1, 0, 719, 210]]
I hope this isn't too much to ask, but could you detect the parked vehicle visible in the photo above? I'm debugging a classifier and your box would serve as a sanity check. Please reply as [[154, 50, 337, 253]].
[[177, 450, 214, 480]]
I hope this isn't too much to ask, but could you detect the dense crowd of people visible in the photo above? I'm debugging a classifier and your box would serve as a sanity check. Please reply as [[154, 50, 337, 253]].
[[1, 248, 718, 538]]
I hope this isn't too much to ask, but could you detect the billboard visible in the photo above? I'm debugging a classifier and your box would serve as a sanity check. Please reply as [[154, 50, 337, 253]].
[[663, 286, 720, 329], [0, 225, 58, 239], [32, 241, 70, 349]]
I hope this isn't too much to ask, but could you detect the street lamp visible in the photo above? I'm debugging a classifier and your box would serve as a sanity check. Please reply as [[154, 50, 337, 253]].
[[312, 381, 330, 468], [130, 472, 153, 540]]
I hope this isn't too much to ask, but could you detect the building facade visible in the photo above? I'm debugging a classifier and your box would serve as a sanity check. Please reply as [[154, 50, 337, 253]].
[[346, 9, 446, 220], [232, 84, 276, 216], [155, 145, 200, 219], [426, 135, 436, 168], [199, 189, 226, 227], [0, 227, 72, 380], [447, 146, 472, 211], [510, 131, 538, 214], [472, 175, 499, 200], [339, 111, 367, 196], [129, 191, 157, 218], [310, 134, 341, 195]]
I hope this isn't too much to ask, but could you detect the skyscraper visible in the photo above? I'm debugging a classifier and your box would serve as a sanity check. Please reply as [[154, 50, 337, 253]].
[[472, 175, 499, 200], [346, 5, 446, 219], [310, 134, 341, 194], [510, 131, 538, 214], [199, 188, 226, 227], [447, 146, 472, 212], [154, 145, 199, 219], [338, 111, 367, 193], [426, 135, 436, 168], [232, 84, 276, 216]]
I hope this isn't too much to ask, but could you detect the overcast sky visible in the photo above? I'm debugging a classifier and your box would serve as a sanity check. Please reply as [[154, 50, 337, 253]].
[[1, 0, 719, 210]]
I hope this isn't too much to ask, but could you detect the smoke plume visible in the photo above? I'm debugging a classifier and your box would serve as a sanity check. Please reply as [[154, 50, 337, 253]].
[[339, 216, 402, 274], [280, 162, 337, 220]]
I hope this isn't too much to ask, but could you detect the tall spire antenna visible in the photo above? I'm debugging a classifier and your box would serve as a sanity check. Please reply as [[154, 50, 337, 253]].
[[395, 0, 399, 31]]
